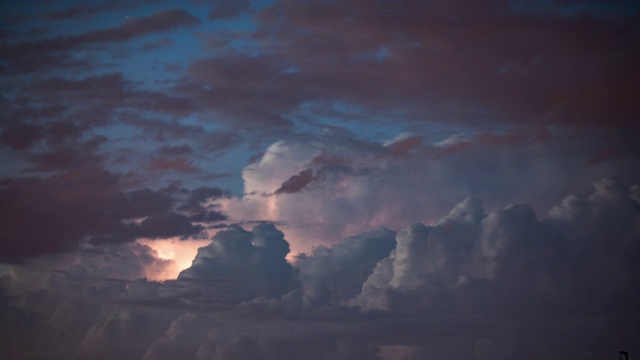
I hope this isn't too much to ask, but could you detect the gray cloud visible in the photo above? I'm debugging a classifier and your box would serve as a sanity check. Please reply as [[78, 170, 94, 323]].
[[353, 177, 640, 322], [296, 228, 396, 306], [1, 178, 639, 358], [0, 166, 225, 262], [179, 223, 297, 302], [275, 168, 314, 194]]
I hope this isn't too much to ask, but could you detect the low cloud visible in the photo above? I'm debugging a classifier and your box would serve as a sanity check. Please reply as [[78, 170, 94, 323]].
[[1, 176, 639, 358], [0, 178, 640, 359]]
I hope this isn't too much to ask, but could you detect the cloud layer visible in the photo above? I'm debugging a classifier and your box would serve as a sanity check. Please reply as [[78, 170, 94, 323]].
[[2, 177, 639, 359]]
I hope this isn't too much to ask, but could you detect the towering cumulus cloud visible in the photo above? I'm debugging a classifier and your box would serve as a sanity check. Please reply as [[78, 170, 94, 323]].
[[178, 223, 297, 302]]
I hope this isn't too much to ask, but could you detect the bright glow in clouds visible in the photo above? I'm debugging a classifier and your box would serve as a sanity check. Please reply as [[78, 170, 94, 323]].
[[243, 140, 320, 194], [138, 238, 209, 280], [215, 133, 640, 257]]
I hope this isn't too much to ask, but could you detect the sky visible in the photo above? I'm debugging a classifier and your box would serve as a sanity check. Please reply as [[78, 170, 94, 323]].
[[1, 0, 639, 359]]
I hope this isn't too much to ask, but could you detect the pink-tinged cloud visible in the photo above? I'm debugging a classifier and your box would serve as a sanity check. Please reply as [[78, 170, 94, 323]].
[[148, 158, 201, 173], [385, 135, 423, 157], [275, 169, 314, 194], [217, 128, 640, 255]]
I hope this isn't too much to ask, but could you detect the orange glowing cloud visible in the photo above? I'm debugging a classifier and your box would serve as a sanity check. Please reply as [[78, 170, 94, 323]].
[[137, 237, 211, 280]]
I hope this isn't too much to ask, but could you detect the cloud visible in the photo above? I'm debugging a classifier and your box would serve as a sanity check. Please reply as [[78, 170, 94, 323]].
[[136, 212, 204, 239], [127, 188, 174, 216], [0, 166, 132, 260], [179, 186, 229, 223], [45, 4, 103, 20], [24, 136, 107, 171], [0, 121, 45, 150], [384, 135, 423, 157], [2, 1, 638, 358], [296, 228, 396, 306], [182, 186, 227, 209], [0, 166, 221, 262], [274, 168, 314, 194], [178, 223, 297, 302], [148, 157, 201, 173], [208, 0, 252, 20], [1, 178, 640, 358], [248, 0, 640, 128], [141, 37, 175, 51], [353, 177, 640, 319], [219, 128, 640, 256], [0, 9, 199, 73], [181, 55, 297, 131], [156, 144, 194, 157]]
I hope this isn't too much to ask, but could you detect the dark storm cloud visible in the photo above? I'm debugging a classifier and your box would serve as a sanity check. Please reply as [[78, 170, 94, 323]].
[[274, 168, 314, 194], [0, 166, 225, 262], [0, 166, 132, 260], [178, 186, 228, 223], [12, 0, 634, 167], [148, 157, 201, 173], [187, 210, 227, 223], [181, 186, 227, 209], [0, 117, 88, 152], [136, 212, 203, 239], [175, 0, 640, 129], [25, 135, 107, 171], [127, 188, 173, 216]]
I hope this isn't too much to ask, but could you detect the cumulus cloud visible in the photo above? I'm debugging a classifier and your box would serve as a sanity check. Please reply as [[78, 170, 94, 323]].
[[296, 228, 396, 306], [353, 177, 640, 320], [219, 129, 640, 255], [1, 178, 639, 359], [178, 223, 297, 302]]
